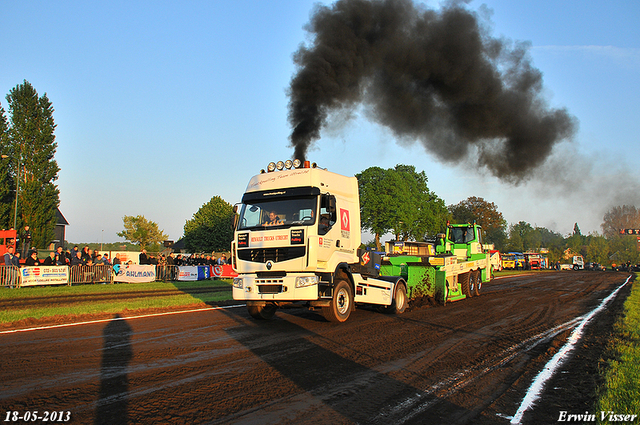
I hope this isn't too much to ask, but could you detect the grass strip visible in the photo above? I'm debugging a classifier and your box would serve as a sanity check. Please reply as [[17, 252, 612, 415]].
[[0, 280, 233, 323], [595, 275, 640, 422]]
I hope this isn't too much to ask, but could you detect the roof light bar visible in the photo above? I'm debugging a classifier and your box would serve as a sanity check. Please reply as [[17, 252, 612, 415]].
[[265, 159, 308, 172]]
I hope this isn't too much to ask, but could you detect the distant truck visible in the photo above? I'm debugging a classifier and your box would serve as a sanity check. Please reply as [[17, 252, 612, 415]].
[[501, 253, 516, 270], [231, 160, 493, 322], [557, 255, 584, 271], [525, 253, 541, 270], [572, 255, 584, 270]]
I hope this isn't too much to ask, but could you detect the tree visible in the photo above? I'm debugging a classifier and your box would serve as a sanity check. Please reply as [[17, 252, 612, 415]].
[[0, 104, 13, 227], [585, 234, 609, 265], [183, 196, 234, 252], [356, 165, 448, 250], [117, 215, 168, 250], [573, 223, 581, 236], [506, 221, 534, 252], [392, 165, 448, 241], [601, 205, 640, 239], [449, 196, 507, 249], [5, 81, 60, 248]]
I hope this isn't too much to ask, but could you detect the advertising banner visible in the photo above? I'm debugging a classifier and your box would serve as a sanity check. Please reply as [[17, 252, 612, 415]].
[[178, 266, 211, 281], [178, 266, 199, 281], [113, 264, 156, 283], [211, 264, 238, 279], [20, 266, 69, 287]]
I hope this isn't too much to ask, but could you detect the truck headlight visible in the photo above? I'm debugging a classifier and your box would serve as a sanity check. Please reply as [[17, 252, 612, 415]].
[[233, 278, 243, 289], [295, 275, 319, 288]]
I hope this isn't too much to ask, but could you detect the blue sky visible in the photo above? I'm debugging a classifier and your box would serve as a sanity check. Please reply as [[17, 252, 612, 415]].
[[1, 0, 639, 244]]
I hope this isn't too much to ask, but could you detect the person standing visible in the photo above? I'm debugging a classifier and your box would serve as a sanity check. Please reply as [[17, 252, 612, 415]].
[[139, 249, 149, 265], [21, 226, 32, 258], [55, 246, 67, 265], [70, 251, 84, 266], [3, 246, 19, 288], [4, 246, 18, 267], [81, 246, 91, 263]]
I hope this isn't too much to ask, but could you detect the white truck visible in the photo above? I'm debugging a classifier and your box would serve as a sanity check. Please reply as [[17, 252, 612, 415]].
[[231, 160, 491, 322]]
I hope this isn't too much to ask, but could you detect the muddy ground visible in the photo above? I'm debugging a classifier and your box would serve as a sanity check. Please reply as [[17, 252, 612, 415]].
[[0, 272, 633, 424]]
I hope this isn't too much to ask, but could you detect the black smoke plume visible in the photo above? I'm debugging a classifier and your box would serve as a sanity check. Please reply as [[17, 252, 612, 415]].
[[288, 0, 577, 182]]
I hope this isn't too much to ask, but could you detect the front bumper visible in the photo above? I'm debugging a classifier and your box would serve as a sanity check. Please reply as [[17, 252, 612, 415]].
[[232, 273, 321, 302]]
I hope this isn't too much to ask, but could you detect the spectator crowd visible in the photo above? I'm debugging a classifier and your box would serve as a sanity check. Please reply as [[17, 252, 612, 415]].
[[4, 245, 229, 268]]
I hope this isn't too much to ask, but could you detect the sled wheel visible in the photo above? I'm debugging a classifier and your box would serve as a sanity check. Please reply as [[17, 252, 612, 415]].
[[460, 272, 472, 298], [472, 270, 482, 297]]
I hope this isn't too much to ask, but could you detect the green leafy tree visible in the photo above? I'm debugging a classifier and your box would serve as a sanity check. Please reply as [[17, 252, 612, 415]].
[[607, 235, 640, 266], [117, 215, 168, 250], [356, 166, 395, 249], [585, 234, 610, 265], [506, 221, 534, 252], [356, 165, 448, 250], [5, 81, 60, 248], [565, 233, 585, 258], [0, 104, 13, 227], [183, 196, 234, 252], [535, 227, 565, 262]]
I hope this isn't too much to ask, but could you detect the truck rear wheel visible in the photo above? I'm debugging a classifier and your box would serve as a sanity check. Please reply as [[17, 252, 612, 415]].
[[460, 272, 472, 298], [385, 281, 407, 314], [247, 304, 277, 320], [322, 280, 352, 322]]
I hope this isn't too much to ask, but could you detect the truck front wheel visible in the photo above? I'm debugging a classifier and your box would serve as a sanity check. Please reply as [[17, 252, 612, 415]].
[[322, 280, 352, 322], [247, 304, 277, 320]]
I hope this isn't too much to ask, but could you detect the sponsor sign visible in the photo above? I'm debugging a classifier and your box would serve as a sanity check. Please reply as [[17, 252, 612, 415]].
[[250, 234, 289, 243], [113, 264, 156, 283], [177, 266, 210, 281], [211, 264, 238, 278], [20, 266, 69, 287], [620, 228, 640, 235], [291, 229, 304, 245]]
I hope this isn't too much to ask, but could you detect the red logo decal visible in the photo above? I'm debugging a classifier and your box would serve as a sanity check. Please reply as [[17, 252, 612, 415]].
[[340, 209, 350, 231], [361, 252, 370, 265]]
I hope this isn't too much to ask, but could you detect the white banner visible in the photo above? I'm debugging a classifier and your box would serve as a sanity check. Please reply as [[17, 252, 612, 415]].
[[20, 266, 69, 287], [178, 266, 199, 281], [113, 264, 156, 283]]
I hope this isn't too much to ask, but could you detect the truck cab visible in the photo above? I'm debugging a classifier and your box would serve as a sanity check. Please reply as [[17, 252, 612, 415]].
[[436, 222, 485, 261], [232, 160, 407, 322]]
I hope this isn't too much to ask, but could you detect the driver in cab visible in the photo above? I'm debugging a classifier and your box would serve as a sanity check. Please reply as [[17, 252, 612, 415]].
[[264, 210, 283, 226]]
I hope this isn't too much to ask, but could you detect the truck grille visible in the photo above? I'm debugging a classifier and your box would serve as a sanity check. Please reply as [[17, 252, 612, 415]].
[[237, 247, 306, 263]]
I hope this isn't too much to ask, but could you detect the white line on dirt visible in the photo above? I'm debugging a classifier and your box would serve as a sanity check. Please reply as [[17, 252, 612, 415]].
[[509, 275, 632, 424], [0, 304, 246, 335]]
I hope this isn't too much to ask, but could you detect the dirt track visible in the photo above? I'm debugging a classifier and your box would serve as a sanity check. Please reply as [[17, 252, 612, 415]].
[[0, 272, 632, 424]]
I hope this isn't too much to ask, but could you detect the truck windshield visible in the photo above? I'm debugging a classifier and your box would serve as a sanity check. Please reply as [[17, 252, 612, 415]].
[[449, 226, 476, 244], [237, 196, 317, 230]]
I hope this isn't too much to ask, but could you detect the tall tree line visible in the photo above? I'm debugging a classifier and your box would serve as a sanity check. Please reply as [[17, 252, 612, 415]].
[[0, 80, 60, 249]]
